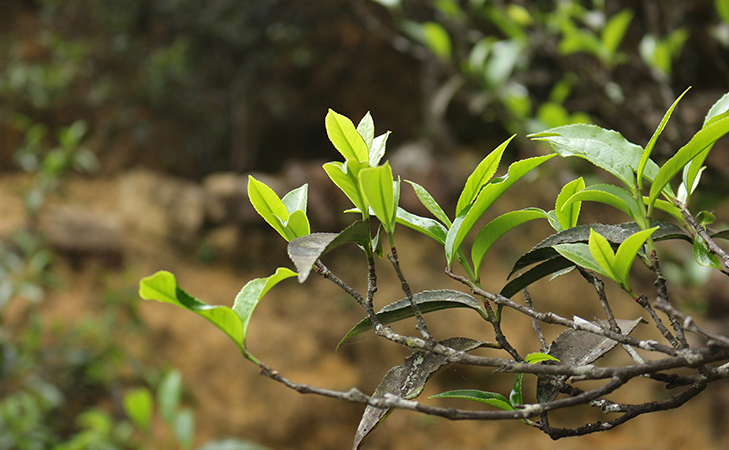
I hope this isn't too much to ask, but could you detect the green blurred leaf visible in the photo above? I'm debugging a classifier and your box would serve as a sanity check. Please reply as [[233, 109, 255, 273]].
[[430, 389, 514, 411], [325, 109, 369, 163], [157, 369, 182, 425], [359, 162, 399, 235], [337, 290, 486, 349], [718, 0, 729, 24], [555, 177, 585, 230], [471, 208, 548, 275], [456, 135, 514, 216], [123, 388, 153, 432]]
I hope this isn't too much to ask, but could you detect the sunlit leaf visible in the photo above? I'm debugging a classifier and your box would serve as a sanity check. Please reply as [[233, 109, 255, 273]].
[[554, 242, 610, 278], [281, 183, 308, 215], [370, 131, 391, 167], [587, 230, 617, 280], [525, 352, 560, 364]]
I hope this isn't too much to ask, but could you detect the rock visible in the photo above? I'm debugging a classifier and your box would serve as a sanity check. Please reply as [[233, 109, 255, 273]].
[[118, 169, 205, 244]]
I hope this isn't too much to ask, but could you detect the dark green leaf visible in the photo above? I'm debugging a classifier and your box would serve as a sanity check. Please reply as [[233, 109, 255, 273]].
[[337, 290, 486, 349], [288, 220, 371, 283]]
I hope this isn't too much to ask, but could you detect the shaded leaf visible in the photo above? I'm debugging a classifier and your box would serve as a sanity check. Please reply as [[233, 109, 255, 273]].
[[337, 290, 486, 349], [537, 318, 642, 403], [288, 220, 371, 283], [563, 184, 641, 220], [353, 337, 484, 450]]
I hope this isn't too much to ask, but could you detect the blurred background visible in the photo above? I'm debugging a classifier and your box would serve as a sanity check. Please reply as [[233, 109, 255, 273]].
[[2, 0, 729, 449]]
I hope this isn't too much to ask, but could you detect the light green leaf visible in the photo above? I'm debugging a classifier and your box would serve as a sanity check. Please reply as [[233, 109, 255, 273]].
[[281, 183, 308, 215], [446, 154, 555, 267], [429, 390, 514, 411], [139, 271, 245, 352], [638, 87, 691, 191], [325, 109, 369, 162], [471, 208, 548, 274], [370, 131, 390, 167], [323, 160, 369, 215], [337, 290, 486, 349], [563, 184, 641, 220], [553, 242, 610, 278], [612, 226, 658, 287], [555, 177, 585, 230], [396, 207, 448, 244], [456, 135, 514, 216], [287, 220, 371, 282], [525, 352, 560, 364], [588, 229, 618, 280], [248, 176, 288, 238], [123, 388, 153, 432], [530, 124, 654, 190], [157, 369, 182, 425], [601, 9, 633, 56], [648, 115, 729, 215], [359, 162, 398, 235], [422, 21, 452, 60], [693, 236, 722, 269], [406, 180, 451, 227], [357, 112, 375, 150]]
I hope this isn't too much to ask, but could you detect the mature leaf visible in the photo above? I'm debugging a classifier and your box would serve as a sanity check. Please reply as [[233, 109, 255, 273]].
[[370, 131, 390, 167], [337, 290, 486, 349], [357, 112, 375, 150], [325, 109, 369, 162], [139, 271, 245, 352], [359, 162, 398, 235], [406, 180, 451, 227], [471, 208, 548, 274], [530, 124, 657, 189], [638, 87, 690, 189], [281, 183, 308, 215], [537, 318, 642, 403], [248, 176, 289, 238], [456, 135, 514, 216], [353, 337, 484, 450], [396, 207, 448, 244], [555, 177, 585, 230], [554, 242, 610, 278], [288, 220, 371, 283], [446, 154, 555, 267], [232, 267, 297, 349], [648, 115, 729, 214], [123, 388, 153, 432], [430, 389, 514, 411], [323, 160, 369, 215]]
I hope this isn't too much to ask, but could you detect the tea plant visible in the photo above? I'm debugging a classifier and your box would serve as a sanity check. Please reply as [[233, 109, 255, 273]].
[[141, 89, 729, 447]]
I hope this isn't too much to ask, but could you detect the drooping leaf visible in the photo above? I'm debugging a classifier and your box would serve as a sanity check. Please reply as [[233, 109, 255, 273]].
[[537, 318, 642, 403], [406, 180, 452, 227], [455, 135, 514, 216], [530, 124, 657, 189], [638, 87, 690, 190], [325, 109, 369, 163], [232, 267, 297, 350], [139, 271, 246, 352], [396, 207, 448, 244], [288, 219, 371, 283], [555, 177, 585, 230], [123, 388, 153, 432], [323, 160, 370, 215], [430, 389, 514, 411], [370, 131, 390, 167], [445, 154, 555, 267], [356, 112, 375, 150], [359, 162, 399, 235], [648, 115, 729, 215], [353, 337, 484, 450], [337, 290, 487, 349], [471, 208, 548, 275]]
